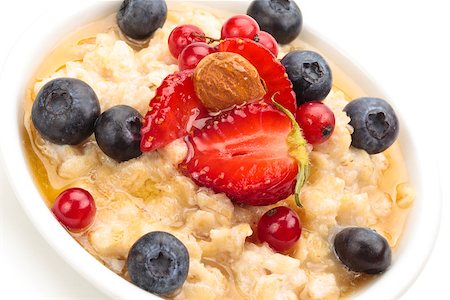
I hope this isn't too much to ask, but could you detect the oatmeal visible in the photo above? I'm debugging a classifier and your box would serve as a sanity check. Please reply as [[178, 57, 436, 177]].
[[24, 2, 414, 299]]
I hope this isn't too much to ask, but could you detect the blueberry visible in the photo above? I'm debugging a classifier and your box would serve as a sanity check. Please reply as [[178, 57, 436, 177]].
[[117, 0, 167, 40], [281, 50, 333, 105], [94, 105, 142, 162], [31, 78, 100, 145], [127, 231, 189, 296], [333, 227, 392, 274], [343, 97, 399, 154], [247, 0, 302, 44]]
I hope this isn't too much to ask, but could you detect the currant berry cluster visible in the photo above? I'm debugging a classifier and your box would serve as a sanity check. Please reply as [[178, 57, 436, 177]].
[[167, 15, 280, 72], [221, 15, 278, 56]]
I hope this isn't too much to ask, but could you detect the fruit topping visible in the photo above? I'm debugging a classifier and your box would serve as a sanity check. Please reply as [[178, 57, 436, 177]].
[[140, 70, 208, 152], [32, 78, 100, 145], [333, 227, 392, 274], [168, 24, 206, 59], [127, 231, 189, 296], [180, 101, 308, 206], [343, 97, 399, 154], [51, 188, 96, 232], [296, 102, 335, 145], [220, 15, 279, 56], [221, 15, 260, 40], [94, 105, 142, 162], [193, 52, 267, 111], [281, 50, 332, 105], [247, 0, 303, 44], [178, 42, 216, 71], [219, 38, 296, 114], [254, 31, 278, 57], [117, 0, 167, 40], [257, 206, 302, 252]]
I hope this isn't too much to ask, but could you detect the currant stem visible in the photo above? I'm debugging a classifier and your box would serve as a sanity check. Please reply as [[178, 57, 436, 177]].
[[192, 33, 221, 44]]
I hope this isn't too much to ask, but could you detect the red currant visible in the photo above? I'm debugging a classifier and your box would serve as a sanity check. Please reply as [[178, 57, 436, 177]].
[[257, 206, 301, 252], [168, 24, 206, 59], [296, 102, 335, 144], [51, 187, 96, 232], [254, 31, 278, 56], [178, 42, 216, 71], [221, 15, 260, 39]]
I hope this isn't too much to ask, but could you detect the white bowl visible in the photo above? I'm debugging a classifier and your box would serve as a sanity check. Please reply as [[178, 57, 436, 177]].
[[0, 1, 442, 299]]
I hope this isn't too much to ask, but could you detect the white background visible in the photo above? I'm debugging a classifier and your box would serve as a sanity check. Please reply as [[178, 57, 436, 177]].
[[1, 0, 449, 299]]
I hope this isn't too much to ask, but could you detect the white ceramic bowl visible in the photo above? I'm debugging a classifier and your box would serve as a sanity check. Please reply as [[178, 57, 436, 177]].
[[0, 1, 442, 299]]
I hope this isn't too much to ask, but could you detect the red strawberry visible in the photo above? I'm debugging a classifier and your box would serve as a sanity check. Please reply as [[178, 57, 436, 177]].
[[218, 38, 297, 114], [141, 70, 208, 152], [180, 101, 308, 206]]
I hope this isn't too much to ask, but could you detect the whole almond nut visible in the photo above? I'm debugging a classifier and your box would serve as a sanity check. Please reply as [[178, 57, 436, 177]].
[[193, 52, 266, 111]]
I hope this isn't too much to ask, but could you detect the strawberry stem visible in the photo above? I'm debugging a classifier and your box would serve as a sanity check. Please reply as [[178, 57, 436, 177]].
[[272, 98, 310, 208]]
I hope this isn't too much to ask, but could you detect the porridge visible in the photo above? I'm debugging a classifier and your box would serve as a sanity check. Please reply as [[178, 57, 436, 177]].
[[23, 0, 414, 299]]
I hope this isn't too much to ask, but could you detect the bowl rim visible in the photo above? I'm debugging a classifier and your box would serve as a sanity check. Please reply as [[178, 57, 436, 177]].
[[0, 1, 442, 300]]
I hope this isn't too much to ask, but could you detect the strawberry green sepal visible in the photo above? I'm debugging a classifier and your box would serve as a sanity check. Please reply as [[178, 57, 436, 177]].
[[272, 99, 310, 208], [294, 164, 310, 207]]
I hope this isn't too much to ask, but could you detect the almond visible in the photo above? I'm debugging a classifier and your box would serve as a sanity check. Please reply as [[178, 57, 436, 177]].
[[193, 52, 266, 111]]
